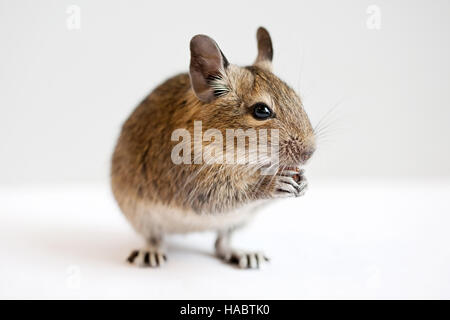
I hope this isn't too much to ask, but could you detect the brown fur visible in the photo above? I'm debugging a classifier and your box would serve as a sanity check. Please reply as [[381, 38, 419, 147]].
[[111, 29, 315, 219], [111, 66, 314, 216]]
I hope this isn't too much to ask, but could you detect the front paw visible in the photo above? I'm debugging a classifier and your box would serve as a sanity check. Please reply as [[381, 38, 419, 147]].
[[273, 167, 307, 198]]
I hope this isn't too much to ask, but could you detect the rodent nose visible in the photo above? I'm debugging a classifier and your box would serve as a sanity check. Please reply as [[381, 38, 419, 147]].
[[300, 147, 315, 163]]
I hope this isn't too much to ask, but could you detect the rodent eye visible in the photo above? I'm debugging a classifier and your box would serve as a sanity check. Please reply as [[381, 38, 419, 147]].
[[252, 103, 273, 120]]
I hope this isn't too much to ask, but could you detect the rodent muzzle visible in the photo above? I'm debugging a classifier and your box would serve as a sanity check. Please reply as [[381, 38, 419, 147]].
[[300, 148, 315, 163], [282, 139, 315, 165]]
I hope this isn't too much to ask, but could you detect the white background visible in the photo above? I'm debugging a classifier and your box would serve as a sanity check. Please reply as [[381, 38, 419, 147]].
[[1, 0, 449, 299]]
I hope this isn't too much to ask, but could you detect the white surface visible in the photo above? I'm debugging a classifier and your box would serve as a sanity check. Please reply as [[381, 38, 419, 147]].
[[1, 181, 449, 299]]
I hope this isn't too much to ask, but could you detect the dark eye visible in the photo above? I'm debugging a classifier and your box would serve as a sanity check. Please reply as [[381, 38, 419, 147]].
[[252, 103, 273, 120]]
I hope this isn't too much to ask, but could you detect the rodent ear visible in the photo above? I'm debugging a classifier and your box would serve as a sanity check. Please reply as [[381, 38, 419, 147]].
[[253, 27, 273, 71], [189, 34, 230, 103]]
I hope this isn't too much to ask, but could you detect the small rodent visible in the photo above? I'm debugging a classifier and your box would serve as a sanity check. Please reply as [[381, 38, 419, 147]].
[[111, 27, 315, 269]]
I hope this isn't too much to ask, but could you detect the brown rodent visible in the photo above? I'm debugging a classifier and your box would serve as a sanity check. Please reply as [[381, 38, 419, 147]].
[[111, 27, 315, 269]]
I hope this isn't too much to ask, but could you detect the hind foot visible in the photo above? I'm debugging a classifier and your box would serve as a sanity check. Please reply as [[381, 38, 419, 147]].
[[127, 248, 167, 268], [220, 249, 269, 269], [127, 236, 166, 268], [215, 229, 269, 269]]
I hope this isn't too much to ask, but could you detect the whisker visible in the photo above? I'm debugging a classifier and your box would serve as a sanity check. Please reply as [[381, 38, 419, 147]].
[[313, 99, 345, 134]]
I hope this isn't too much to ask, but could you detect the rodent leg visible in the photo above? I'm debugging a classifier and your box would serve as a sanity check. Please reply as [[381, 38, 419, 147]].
[[127, 235, 167, 268], [215, 229, 269, 269]]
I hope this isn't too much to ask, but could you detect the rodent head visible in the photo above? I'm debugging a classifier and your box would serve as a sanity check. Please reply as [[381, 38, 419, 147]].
[[189, 27, 315, 168]]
